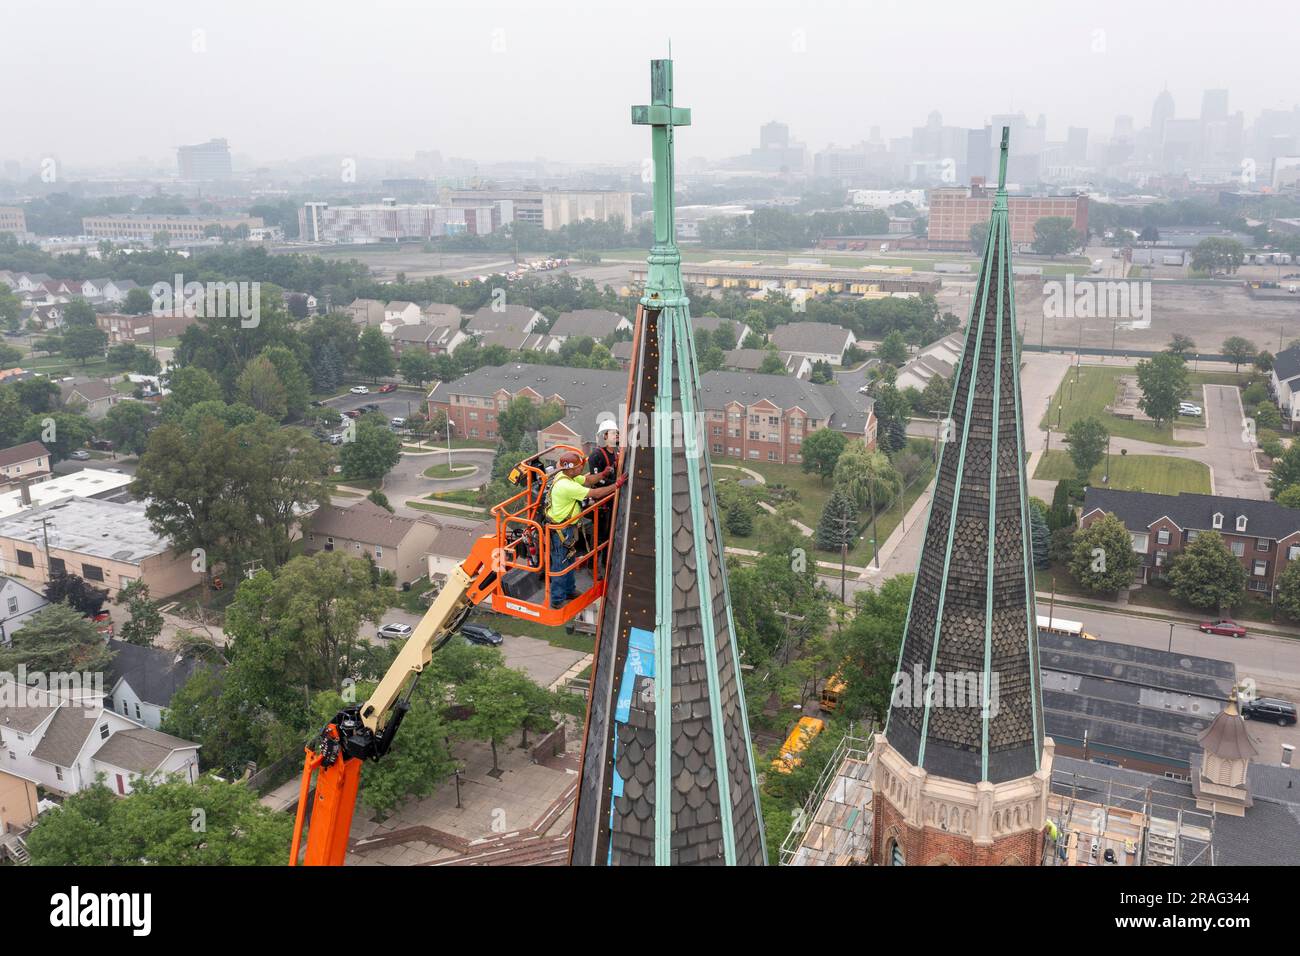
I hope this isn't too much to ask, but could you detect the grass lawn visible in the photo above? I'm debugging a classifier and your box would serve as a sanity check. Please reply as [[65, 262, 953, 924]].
[[1042, 365, 1215, 446], [329, 476, 382, 492], [1033, 450, 1211, 495], [430, 488, 483, 506], [406, 500, 488, 518], [423, 462, 477, 479]]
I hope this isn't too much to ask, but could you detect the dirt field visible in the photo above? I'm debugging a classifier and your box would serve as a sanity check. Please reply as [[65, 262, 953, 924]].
[[1016, 278, 1300, 354]]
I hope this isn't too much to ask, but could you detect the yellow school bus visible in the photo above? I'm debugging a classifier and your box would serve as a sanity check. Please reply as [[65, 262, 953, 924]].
[[819, 671, 847, 713], [770, 716, 825, 774], [1037, 615, 1098, 640]]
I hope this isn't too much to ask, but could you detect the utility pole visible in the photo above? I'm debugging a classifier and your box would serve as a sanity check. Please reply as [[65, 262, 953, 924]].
[[1167, 621, 1174, 654], [40, 516, 53, 583]]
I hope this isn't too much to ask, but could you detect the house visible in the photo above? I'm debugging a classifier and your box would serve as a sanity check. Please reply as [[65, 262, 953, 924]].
[[382, 301, 422, 333], [895, 333, 962, 393], [304, 499, 441, 586], [1271, 345, 1300, 429], [767, 321, 857, 365], [548, 309, 633, 343], [421, 303, 462, 328], [1079, 487, 1300, 593], [0, 576, 49, 645], [60, 379, 122, 419], [722, 348, 812, 379], [0, 768, 39, 835], [0, 271, 15, 290], [0, 683, 200, 797], [0, 497, 199, 599], [693, 316, 752, 350], [79, 277, 112, 300], [465, 304, 546, 338], [15, 273, 51, 293], [0, 441, 52, 490], [102, 279, 138, 304], [611, 340, 635, 369], [473, 327, 560, 353], [29, 304, 63, 329], [391, 322, 468, 356], [344, 298, 386, 329], [105, 639, 208, 731], [425, 520, 492, 582]]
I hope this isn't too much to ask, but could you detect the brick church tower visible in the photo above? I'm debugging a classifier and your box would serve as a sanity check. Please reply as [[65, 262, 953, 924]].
[[871, 128, 1054, 866]]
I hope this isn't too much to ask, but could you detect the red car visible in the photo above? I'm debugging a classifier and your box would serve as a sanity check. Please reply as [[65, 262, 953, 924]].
[[1200, 619, 1247, 638], [378, 383, 397, 393], [344, 409, 360, 419]]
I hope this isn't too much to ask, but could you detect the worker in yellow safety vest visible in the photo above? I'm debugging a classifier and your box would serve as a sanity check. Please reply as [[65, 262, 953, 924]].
[[545, 449, 624, 609]]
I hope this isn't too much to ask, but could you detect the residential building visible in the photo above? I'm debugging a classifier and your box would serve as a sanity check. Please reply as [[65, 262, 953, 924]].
[[693, 316, 752, 349], [894, 331, 964, 392], [96, 311, 196, 345], [105, 639, 208, 731], [722, 348, 812, 379], [0, 497, 197, 600], [1270, 345, 1300, 428], [81, 213, 263, 242], [927, 182, 1089, 250], [420, 303, 462, 328], [391, 322, 468, 356], [60, 379, 122, 420], [768, 321, 857, 365], [1080, 488, 1300, 593], [0, 768, 38, 835], [446, 189, 632, 230], [0, 208, 27, 237], [0, 468, 135, 519], [0, 576, 49, 645], [0, 683, 199, 797], [0, 441, 52, 490], [176, 138, 233, 180], [344, 298, 386, 329], [629, 261, 939, 297], [382, 300, 422, 333], [465, 304, 546, 337], [548, 309, 633, 342], [427, 363, 876, 461], [28, 304, 63, 330], [304, 499, 441, 586], [296, 201, 495, 244]]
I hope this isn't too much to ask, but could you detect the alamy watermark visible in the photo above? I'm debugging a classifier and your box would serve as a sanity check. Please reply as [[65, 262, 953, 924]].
[[1042, 275, 1151, 326], [0, 666, 104, 708], [151, 273, 260, 328], [891, 664, 1000, 718]]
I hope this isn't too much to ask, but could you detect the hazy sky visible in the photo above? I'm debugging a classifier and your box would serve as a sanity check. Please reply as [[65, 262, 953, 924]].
[[3, 0, 1295, 171]]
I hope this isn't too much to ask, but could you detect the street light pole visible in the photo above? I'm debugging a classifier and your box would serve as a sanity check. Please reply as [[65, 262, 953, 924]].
[[1167, 621, 1174, 654]]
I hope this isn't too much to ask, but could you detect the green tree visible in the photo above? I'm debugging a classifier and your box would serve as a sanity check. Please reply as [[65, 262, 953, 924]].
[[828, 574, 912, 724], [1270, 443, 1300, 498], [100, 399, 154, 456], [339, 416, 402, 481], [0, 343, 21, 368], [457, 666, 533, 774], [1167, 530, 1247, 610], [1029, 501, 1051, 570], [162, 366, 224, 419], [872, 383, 910, 454], [355, 326, 395, 381], [725, 496, 754, 536], [1221, 336, 1257, 372], [969, 221, 990, 254], [878, 330, 909, 366], [0, 603, 111, 673], [236, 354, 288, 422], [61, 325, 108, 365], [815, 487, 858, 552], [757, 350, 786, 375], [800, 428, 848, 483], [833, 442, 900, 512], [1167, 333, 1196, 356], [398, 350, 438, 387], [259, 345, 310, 421], [1069, 513, 1140, 593], [1135, 352, 1188, 427], [23, 411, 94, 462], [809, 359, 833, 384], [918, 372, 953, 415], [116, 579, 163, 646], [1065, 416, 1109, 481], [25, 776, 292, 866], [62, 297, 97, 327], [1031, 216, 1082, 257], [122, 286, 153, 315], [0, 287, 21, 331], [1190, 237, 1245, 275], [1275, 484, 1300, 509], [367, 488, 394, 512], [1276, 559, 1300, 620]]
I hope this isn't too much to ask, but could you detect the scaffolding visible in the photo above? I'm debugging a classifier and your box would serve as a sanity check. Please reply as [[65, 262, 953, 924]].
[[1042, 766, 1216, 867], [779, 733, 876, 866]]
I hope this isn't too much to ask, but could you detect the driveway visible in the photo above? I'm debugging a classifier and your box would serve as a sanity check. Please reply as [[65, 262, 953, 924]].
[[322, 387, 426, 422], [1198, 383, 1271, 500]]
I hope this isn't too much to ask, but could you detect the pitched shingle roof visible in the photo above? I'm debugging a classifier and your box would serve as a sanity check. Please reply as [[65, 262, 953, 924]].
[[1082, 488, 1300, 541], [467, 304, 543, 335], [549, 309, 629, 339], [0, 441, 49, 469], [31, 706, 101, 767], [768, 321, 855, 355], [1273, 345, 1300, 383], [93, 726, 197, 774], [0, 695, 56, 734], [107, 639, 207, 709], [308, 499, 423, 549]]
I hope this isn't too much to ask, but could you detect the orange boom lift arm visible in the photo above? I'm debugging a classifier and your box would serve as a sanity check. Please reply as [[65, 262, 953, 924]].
[[289, 445, 619, 866]]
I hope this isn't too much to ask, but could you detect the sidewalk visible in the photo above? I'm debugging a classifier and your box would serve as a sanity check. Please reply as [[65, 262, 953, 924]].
[[1035, 589, 1300, 641]]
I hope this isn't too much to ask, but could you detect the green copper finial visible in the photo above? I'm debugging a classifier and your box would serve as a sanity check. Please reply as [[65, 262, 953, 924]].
[[632, 58, 691, 307], [997, 125, 1010, 192]]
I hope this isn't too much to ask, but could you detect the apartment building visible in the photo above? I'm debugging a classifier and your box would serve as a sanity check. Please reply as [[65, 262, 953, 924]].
[[1080, 488, 1300, 595], [428, 364, 877, 462], [446, 189, 632, 230], [81, 213, 263, 242], [0, 442, 52, 491], [927, 181, 1089, 250], [0, 207, 27, 237], [297, 201, 495, 243]]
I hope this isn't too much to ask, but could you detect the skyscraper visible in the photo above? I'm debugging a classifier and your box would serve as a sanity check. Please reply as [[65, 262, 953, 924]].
[[569, 59, 765, 867], [177, 138, 232, 180], [872, 128, 1053, 867]]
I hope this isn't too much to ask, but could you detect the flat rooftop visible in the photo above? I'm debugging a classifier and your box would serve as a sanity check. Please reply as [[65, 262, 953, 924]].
[[0, 469, 134, 519], [0, 496, 168, 564]]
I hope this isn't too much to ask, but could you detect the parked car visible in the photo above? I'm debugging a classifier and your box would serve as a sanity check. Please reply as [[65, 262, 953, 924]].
[[1241, 697, 1298, 726], [390, 417, 407, 429], [858, 384, 871, 395], [70, 449, 90, 460], [378, 383, 397, 393], [1200, 618, 1247, 637], [460, 622, 503, 646], [360, 403, 381, 414], [328, 433, 345, 445], [1179, 402, 1202, 416], [350, 385, 370, 395], [344, 409, 360, 419], [377, 622, 413, 640]]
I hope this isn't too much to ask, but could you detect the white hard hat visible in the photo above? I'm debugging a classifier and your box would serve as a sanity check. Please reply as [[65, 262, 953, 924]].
[[597, 419, 618, 436]]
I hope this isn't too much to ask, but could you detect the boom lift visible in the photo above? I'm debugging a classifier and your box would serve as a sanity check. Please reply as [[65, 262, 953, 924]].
[[289, 445, 621, 865]]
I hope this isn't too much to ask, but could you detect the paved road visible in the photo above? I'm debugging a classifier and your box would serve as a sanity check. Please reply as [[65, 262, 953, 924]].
[[382, 448, 493, 517], [1199, 383, 1271, 499]]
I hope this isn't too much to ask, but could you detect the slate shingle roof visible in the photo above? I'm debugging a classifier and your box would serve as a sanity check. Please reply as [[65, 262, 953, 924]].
[[1273, 345, 1300, 383], [1083, 488, 1300, 541]]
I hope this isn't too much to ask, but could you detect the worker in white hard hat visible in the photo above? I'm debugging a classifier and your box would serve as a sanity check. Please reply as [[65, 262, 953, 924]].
[[588, 418, 621, 489]]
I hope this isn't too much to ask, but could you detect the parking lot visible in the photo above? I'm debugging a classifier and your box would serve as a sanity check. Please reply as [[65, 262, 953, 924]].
[[321, 386, 427, 423]]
